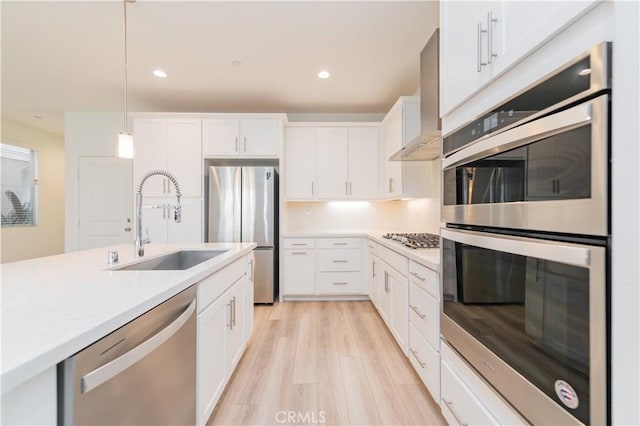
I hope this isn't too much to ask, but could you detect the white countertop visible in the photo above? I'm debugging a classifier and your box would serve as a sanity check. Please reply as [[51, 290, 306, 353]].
[[281, 231, 440, 272], [0, 242, 256, 394]]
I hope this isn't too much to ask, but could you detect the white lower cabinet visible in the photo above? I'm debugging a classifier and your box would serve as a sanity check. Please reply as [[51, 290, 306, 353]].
[[441, 342, 526, 426], [367, 240, 379, 308], [377, 255, 409, 355], [196, 254, 253, 425], [409, 324, 440, 402], [281, 238, 367, 297], [283, 247, 316, 295]]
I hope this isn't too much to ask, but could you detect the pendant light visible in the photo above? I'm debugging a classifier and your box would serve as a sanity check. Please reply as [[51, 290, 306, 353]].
[[118, 0, 135, 159]]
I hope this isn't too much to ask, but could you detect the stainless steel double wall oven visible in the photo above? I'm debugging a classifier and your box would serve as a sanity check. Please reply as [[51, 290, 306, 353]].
[[440, 42, 611, 425]]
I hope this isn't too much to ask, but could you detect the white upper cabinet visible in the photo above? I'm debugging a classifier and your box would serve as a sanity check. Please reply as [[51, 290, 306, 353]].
[[285, 127, 316, 200], [348, 127, 379, 199], [133, 118, 202, 198], [440, 0, 599, 115], [316, 128, 349, 199], [382, 97, 434, 199], [285, 124, 379, 201], [203, 118, 281, 158]]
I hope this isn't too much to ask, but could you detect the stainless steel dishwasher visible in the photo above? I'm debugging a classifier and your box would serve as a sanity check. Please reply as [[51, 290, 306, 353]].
[[59, 286, 196, 425]]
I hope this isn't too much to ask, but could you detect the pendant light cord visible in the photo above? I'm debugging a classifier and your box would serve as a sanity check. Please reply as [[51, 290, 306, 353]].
[[123, 0, 129, 134]]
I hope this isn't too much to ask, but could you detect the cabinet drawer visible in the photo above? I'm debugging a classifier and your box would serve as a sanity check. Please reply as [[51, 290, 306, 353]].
[[409, 324, 440, 402], [317, 249, 362, 272], [441, 359, 498, 426], [377, 244, 408, 276], [198, 257, 246, 313], [409, 260, 439, 299], [317, 238, 361, 249], [283, 238, 315, 249], [317, 272, 362, 294], [409, 282, 440, 351]]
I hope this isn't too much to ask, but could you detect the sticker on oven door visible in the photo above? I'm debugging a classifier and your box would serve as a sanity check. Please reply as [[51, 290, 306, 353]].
[[555, 380, 579, 409]]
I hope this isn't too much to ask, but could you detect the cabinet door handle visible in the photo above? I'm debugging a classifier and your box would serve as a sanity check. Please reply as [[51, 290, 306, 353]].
[[372, 261, 376, 278], [477, 23, 487, 72], [345, 182, 349, 196], [162, 179, 166, 194], [442, 399, 468, 426], [410, 271, 426, 281], [332, 282, 348, 286], [332, 260, 348, 263], [291, 251, 308, 255], [311, 181, 314, 196], [227, 301, 233, 329], [235, 136, 239, 152], [388, 178, 393, 193], [166, 178, 170, 193], [332, 242, 348, 246], [349, 181, 352, 196], [409, 348, 426, 368], [291, 243, 307, 246], [409, 304, 426, 320], [232, 296, 237, 327], [487, 11, 498, 64], [249, 258, 254, 281], [556, 179, 561, 194], [244, 136, 247, 152]]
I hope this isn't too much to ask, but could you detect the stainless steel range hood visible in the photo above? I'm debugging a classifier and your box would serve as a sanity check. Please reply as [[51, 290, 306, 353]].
[[390, 29, 441, 161]]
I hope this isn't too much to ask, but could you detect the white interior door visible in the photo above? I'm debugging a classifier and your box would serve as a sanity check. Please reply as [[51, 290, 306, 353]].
[[79, 157, 133, 250]]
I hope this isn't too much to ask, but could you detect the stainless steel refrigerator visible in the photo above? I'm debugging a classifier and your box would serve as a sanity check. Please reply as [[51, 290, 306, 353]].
[[208, 166, 278, 303]]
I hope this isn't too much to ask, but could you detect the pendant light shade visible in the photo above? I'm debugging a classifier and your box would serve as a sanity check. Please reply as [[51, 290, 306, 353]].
[[117, 0, 134, 159], [118, 132, 134, 159]]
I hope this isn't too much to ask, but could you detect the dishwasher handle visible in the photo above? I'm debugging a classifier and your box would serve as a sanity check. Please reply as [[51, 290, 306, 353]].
[[81, 299, 196, 394]]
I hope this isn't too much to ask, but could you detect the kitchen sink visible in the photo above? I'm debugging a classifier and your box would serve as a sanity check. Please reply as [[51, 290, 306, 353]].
[[115, 250, 228, 271]]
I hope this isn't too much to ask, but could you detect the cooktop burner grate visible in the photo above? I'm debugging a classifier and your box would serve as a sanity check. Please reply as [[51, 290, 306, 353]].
[[382, 233, 440, 249]]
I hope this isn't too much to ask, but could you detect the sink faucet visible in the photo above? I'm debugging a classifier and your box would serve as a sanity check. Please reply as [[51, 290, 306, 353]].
[[135, 169, 182, 257]]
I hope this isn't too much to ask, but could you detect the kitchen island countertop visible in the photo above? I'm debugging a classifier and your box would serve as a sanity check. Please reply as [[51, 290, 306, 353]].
[[0, 242, 256, 394]]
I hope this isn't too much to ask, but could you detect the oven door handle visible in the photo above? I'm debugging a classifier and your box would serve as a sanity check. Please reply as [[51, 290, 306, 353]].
[[441, 228, 593, 267], [443, 95, 603, 169]]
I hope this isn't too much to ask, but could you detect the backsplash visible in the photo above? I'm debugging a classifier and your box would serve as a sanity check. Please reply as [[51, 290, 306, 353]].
[[283, 198, 441, 235]]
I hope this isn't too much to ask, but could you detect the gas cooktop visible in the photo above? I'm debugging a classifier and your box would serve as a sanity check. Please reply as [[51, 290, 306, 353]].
[[382, 233, 440, 249]]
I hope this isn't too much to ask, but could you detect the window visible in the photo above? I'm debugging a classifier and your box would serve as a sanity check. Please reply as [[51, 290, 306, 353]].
[[1, 143, 38, 226]]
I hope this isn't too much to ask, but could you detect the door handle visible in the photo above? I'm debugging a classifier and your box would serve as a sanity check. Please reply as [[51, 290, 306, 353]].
[[227, 301, 233, 330], [249, 258, 254, 281], [244, 136, 247, 152], [124, 227, 132, 232], [345, 182, 349, 196], [442, 399, 468, 426], [291, 251, 308, 255], [311, 181, 314, 196], [477, 23, 487, 72], [410, 271, 426, 281], [409, 348, 426, 368], [409, 304, 426, 320], [235, 136, 239, 153], [487, 11, 498, 64], [80, 300, 196, 394], [332, 260, 348, 263], [332, 282, 349, 286]]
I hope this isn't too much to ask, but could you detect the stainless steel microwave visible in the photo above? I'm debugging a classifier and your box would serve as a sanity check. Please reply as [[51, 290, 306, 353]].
[[442, 42, 611, 238]]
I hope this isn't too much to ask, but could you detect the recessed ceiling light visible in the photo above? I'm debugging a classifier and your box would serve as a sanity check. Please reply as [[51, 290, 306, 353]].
[[232, 60, 242, 67], [579, 68, 591, 76], [33, 115, 43, 120], [153, 69, 167, 78], [318, 70, 330, 79]]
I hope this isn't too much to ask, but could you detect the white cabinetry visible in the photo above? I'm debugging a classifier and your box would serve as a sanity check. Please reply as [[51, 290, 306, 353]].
[[133, 118, 202, 198], [285, 127, 316, 199], [1, 367, 56, 426], [197, 254, 253, 425], [285, 125, 379, 200], [317, 238, 363, 295], [282, 239, 316, 295], [203, 118, 281, 158], [366, 240, 380, 308], [440, 0, 599, 115], [408, 260, 440, 402], [375, 244, 409, 355], [141, 197, 202, 244], [440, 342, 526, 426], [382, 97, 436, 199]]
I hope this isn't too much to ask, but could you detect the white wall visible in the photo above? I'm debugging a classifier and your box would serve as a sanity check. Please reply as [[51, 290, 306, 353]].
[[64, 112, 129, 252], [284, 198, 440, 235], [0, 121, 65, 263], [611, 1, 640, 424]]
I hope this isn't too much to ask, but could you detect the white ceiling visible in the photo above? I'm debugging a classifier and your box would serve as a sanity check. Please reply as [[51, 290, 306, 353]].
[[1, 1, 439, 136]]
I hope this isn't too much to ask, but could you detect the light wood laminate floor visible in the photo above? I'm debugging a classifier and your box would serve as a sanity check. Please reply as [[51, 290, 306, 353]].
[[209, 301, 445, 426]]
